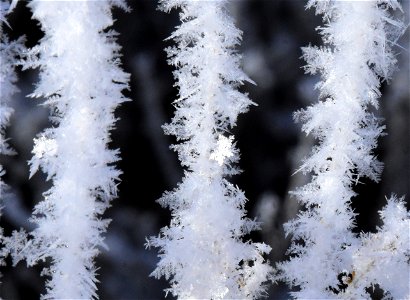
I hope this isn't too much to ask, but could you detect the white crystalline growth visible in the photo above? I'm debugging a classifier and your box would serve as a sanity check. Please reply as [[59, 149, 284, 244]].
[[210, 135, 234, 166], [277, 1, 409, 299], [13, 1, 130, 299], [148, 0, 272, 299]]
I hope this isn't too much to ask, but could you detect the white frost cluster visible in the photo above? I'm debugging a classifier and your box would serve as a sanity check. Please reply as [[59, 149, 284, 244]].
[[348, 197, 410, 299], [210, 135, 234, 166], [0, 0, 23, 269], [277, 1, 409, 299], [0, 0, 22, 177], [12, 1, 129, 299], [148, 0, 272, 298]]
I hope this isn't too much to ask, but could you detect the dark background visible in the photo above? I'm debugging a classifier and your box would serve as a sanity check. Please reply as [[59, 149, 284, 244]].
[[1, 1, 409, 299]]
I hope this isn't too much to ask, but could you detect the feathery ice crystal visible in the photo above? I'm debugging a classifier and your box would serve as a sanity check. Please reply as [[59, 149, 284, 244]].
[[0, 0, 22, 195], [0, 0, 24, 272], [147, 0, 272, 298], [11, 1, 130, 299], [277, 1, 409, 298]]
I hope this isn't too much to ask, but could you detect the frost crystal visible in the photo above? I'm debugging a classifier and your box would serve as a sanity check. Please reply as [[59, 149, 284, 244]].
[[277, 1, 409, 299], [210, 135, 234, 166], [0, 0, 23, 278], [14, 1, 130, 299], [148, 0, 272, 298], [0, 0, 22, 160]]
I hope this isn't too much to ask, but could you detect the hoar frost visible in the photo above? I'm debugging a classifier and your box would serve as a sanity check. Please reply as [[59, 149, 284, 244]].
[[0, 0, 24, 279], [8, 1, 130, 299], [276, 1, 409, 299], [210, 135, 234, 166], [147, 0, 272, 299]]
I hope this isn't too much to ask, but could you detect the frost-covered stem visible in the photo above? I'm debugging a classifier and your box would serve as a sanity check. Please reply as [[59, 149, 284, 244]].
[[348, 196, 410, 299], [0, 0, 24, 288], [0, 0, 20, 183], [17, 1, 129, 299], [148, 0, 272, 299], [0, 0, 22, 262], [277, 1, 405, 298]]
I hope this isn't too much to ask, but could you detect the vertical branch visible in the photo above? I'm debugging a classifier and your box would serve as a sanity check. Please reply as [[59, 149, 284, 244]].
[[0, 0, 23, 270], [0, 0, 22, 187], [16, 1, 130, 299], [277, 1, 405, 298], [148, 0, 272, 299]]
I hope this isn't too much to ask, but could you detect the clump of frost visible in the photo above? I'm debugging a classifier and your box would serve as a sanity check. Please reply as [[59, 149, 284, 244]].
[[0, 0, 22, 163], [147, 0, 272, 299], [0, 0, 24, 272], [346, 196, 410, 299], [210, 135, 235, 166], [276, 1, 409, 299], [10, 1, 130, 299]]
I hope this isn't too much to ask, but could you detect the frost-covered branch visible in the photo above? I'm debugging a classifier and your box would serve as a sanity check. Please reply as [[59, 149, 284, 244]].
[[0, 0, 23, 273], [277, 1, 408, 298], [147, 0, 272, 298], [347, 196, 409, 299], [13, 1, 129, 299], [0, 0, 22, 185]]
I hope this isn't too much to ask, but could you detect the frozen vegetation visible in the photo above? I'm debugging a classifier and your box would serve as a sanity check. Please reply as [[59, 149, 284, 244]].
[[276, 0, 409, 299], [0, 0, 408, 299], [4, 1, 129, 299], [147, 0, 272, 298]]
